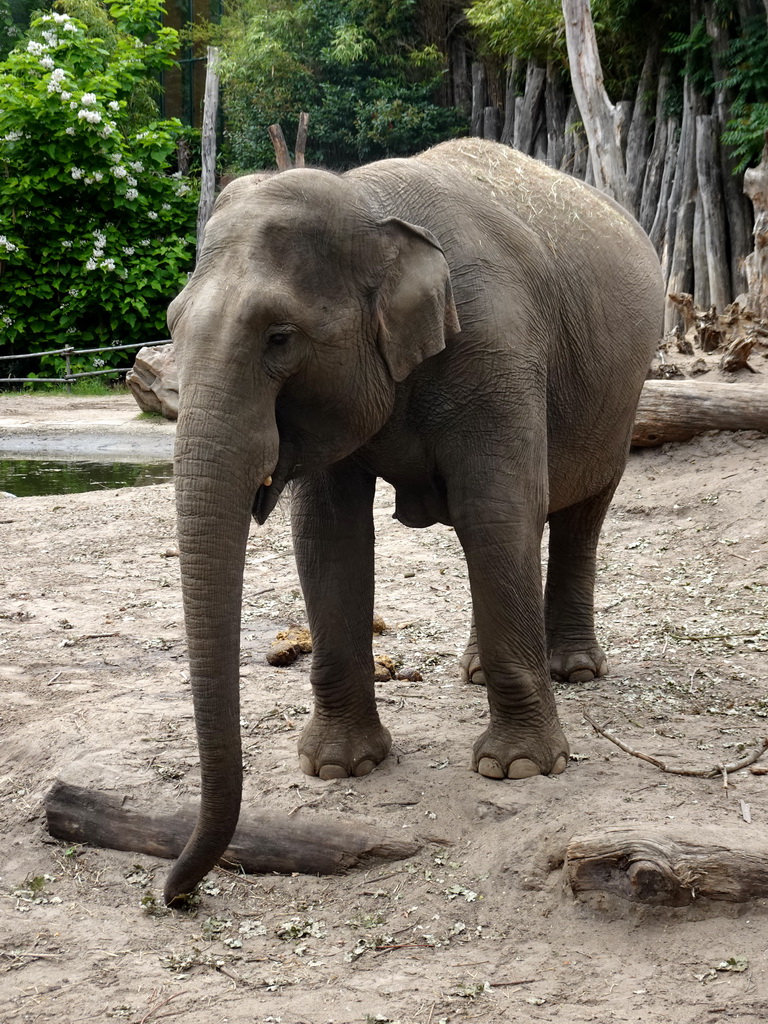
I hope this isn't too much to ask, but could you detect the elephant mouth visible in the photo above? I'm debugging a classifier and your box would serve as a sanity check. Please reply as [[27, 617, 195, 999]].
[[253, 478, 284, 525]]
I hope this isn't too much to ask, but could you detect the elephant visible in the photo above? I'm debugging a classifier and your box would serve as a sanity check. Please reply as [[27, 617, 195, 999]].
[[163, 137, 664, 904]]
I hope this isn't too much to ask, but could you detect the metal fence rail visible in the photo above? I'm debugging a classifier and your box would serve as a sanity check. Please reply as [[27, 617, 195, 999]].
[[0, 338, 170, 385]]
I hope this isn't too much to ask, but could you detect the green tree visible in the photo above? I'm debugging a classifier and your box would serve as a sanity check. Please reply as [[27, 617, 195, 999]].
[[216, 0, 465, 171], [0, 0, 197, 377]]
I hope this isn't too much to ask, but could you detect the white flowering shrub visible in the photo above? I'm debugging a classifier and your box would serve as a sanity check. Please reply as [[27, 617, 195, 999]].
[[0, 0, 197, 378]]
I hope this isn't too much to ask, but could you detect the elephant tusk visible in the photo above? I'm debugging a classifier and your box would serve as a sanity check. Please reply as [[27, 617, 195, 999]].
[[262, 476, 272, 487]]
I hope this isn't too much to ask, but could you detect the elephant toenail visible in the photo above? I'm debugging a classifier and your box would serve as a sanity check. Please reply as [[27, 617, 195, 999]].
[[470, 668, 487, 686], [551, 754, 568, 775], [506, 758, 540, 779], [354, 759, 375, 777], [598, 659, 608, 676], [318, 764, 348, 780], [477, 756, 505, 779], [569, 668, 595, 684], [299, 754, 315, 776]]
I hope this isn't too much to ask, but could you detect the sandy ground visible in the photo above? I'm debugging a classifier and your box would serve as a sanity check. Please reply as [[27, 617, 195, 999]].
[[1, 395, 767, 1024]]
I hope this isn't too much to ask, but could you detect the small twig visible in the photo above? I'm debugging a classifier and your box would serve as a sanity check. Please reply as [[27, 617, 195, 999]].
[[137, 992, 185, 1024], [583, 710, 768, 778], [667, 630, 759, 642], [47, 670, 63, 685], [489, 978, 538, 987]]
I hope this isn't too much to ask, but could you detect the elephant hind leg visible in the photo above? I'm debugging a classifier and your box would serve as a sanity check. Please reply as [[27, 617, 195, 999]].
[[544, 483, 618, 683], [459, 617, 485, 685]]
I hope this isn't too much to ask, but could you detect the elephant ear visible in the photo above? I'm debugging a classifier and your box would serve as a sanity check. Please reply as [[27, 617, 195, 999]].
[[375, 218, 461, 383]]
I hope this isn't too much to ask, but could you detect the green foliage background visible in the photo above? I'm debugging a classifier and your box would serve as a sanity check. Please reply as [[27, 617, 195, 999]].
[[0, 0, 197, 378], [212, 0, 465, 171]]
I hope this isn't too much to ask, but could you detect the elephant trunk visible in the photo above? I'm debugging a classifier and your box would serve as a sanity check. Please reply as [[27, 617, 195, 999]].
[[164, 390, 275, 905]]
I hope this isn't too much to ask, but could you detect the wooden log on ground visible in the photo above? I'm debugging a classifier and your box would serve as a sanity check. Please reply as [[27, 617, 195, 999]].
[[566, 827, 768, 906], [44, 779, 421, 876], [632, 380, 768, 446]]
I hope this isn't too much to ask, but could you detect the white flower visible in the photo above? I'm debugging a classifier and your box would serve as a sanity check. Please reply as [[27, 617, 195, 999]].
[[85, 258, 97, 270], [41, 31, 58, 47], [78, 109, 102, 124], [65, 126, 75, 135], [62, 240, 73, 248], [125, 188, 138, 201], [52, 12, 72, 24], [92, 230, 106, 242], [100, 124, 114, 138], [100, 258, 116, 270], [40, 56, 54, 70], [2, 315, 12, 326], [140, 239, 150, 246], [63, 21, 77, 32], [0, 235, 18, 252], [111, 165, 128, 179], [93, 358, 105, 368], [175, 184, 190, 197], [68, 288, 79, 297], [122, 246, 135, 255], [3, 131, 22, 142], [70, 167, 83, 180], [147, 211, 158, 220], [26, 40, 45, 55], [80, 93, 97, 106], [92, 171, 103, 182], [110, 153, 123, 163], [61, 91, 71, 100], [69, 101, 77, 110], [126, 175, 137, 187], [130, 161, 144, 172], [108, 101, 120, 111]]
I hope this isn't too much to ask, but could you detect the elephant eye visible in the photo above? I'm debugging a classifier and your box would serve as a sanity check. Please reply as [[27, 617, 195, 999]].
[[265, 325, 294, 348]]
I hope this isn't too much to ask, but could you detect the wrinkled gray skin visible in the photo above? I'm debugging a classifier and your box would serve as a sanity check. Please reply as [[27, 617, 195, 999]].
[[164, 138, 663, 904]]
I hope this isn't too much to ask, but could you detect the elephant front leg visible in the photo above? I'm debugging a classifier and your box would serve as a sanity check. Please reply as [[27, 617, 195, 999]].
[[545, 486, 617, 684], [451, 484, 569, 779], [291, 464, 391, 780]]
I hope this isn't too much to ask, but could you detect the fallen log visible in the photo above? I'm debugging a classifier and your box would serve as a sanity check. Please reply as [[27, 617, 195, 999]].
[[566, 827, 768, 906], [44, 779, 421, 876], [632, 380, 768, 446]]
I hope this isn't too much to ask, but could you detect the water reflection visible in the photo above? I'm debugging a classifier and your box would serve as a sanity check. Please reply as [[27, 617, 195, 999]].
[[0, 458, 174, 497]]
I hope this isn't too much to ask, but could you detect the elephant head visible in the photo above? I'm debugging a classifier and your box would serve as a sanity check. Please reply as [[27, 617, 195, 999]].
[[164, 169, 459, 904]]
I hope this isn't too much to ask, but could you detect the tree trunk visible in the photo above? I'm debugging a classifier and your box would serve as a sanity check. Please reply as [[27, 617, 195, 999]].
[[45, 779, 421, 876], [562, 0, 632, 211], [632, 380, 768, 446], [471, 61, 486, 137], [483, 105, 502, 141], [196, 47, 220, 260], [566, 827, 768, 905], [626, 45, 657, 215], [692, 193, 711, 308], [513, 61, 546, 155], [500, 58, 518, 145], [696, 113, 730, 310], [562, 94, 588, 177], [451, 36, 471, 117], [664, 80, 701, 331], [294, 111, 309, 168], [640, 61, 673, 235], [648, 118, 679, 252], [744, 132, 768, 317], [705, 2, 752, 298], [545, 62, 567, 170], [268, 124, 292, 171]]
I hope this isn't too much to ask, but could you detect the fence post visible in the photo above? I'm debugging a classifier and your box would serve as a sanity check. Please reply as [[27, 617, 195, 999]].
[[64, 345, 73, 394], [196, 46, 220, 261]]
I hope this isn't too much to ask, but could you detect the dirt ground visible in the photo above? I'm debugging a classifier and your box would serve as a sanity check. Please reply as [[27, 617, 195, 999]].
[[1, 394, 767, 1024]]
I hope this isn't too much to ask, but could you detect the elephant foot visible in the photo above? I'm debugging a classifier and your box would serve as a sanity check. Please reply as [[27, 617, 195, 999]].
[[549, 643, 608, 684], [471, 721, 569, 779], [298, 714, 392, 780], [459, 647, 485, 686]]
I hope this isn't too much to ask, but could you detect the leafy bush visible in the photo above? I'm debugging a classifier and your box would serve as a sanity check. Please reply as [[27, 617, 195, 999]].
[[0, 0, 197, 377], [216, 0, 465, 172]]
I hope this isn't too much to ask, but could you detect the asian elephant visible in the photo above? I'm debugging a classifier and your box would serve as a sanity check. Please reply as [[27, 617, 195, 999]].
[[164, 138, 663, 904]]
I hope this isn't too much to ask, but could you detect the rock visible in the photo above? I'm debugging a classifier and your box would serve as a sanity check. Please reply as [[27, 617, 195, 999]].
[[126, 343, 178, 420]]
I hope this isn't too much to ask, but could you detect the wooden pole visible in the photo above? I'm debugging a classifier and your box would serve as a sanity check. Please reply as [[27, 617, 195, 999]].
[[196, 46, 220, 261], [268, 124, 293, 171], [294, 112, 309, 167]]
